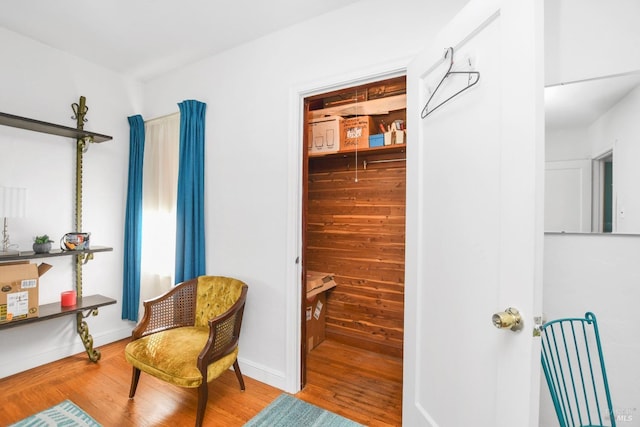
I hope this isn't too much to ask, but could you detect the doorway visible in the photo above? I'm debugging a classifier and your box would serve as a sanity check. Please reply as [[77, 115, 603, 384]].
[[592, 151, 613, 233], [300, 76, 407, 393]]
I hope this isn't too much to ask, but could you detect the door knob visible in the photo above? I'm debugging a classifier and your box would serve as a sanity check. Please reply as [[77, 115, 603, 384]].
[[492, 307, 523, 331]]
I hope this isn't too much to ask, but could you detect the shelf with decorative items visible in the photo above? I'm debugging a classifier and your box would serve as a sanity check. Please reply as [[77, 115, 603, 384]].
[[0, 97, 115, 362], [0, 245, 113, 262]]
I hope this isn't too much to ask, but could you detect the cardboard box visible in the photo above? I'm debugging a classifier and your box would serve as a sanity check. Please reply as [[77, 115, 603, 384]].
[[0, 262, 51, 324], [308, 116, 342, 156], [342, 116, 374, 152], [306, 292, 326, 353], [306, 271, 337, 298], [306, 271, 338, 352]]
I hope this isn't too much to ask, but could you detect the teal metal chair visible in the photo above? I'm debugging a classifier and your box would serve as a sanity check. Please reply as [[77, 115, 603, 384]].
[[540, 312, 615, 427]]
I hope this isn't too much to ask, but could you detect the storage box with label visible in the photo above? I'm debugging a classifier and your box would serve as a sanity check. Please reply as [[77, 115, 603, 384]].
[[0, 262, 51, 324], [306, 271, 337, 352], [308, 116, 343, 156], [342, 116, 374, 152]]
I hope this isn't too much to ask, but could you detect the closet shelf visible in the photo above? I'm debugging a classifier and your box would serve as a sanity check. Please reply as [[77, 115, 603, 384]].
[[309, 144, 406, 160], [309, 94, 406, 118], [0, 112, 112, 143]]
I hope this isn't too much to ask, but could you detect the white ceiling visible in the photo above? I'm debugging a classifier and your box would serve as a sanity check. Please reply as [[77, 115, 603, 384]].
[[545, 72, 640, 130], [0, 0, 360, 82]]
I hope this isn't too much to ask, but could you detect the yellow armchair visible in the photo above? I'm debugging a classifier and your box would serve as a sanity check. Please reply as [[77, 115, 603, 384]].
[[125, 276, 248, 427]]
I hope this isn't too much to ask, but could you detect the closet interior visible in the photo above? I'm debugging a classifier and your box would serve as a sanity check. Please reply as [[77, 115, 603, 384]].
[[303, 75, 407, 360]]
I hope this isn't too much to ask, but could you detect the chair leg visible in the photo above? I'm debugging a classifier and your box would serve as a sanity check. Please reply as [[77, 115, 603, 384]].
[[129, 367, 141, 399], [196, 382, 208, 427], [233, 360, 246, 391]]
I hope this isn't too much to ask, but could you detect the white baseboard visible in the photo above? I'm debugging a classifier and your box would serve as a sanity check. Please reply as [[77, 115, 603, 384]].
[[236, 355, 288, 392], [0, 324, 132, 379]]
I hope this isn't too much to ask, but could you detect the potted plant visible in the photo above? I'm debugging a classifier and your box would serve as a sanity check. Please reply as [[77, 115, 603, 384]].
[[33, 234, 53, 254]]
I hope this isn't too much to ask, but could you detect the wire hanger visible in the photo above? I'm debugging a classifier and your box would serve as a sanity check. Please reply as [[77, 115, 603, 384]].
[[421, 47, 481, 119]]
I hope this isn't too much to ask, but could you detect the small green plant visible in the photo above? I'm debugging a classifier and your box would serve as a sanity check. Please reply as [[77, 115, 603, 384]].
[[34, 234, 53, 244]]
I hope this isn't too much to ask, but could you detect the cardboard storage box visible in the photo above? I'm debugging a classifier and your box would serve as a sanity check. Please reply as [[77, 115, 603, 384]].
[[306, 292, 326, 353], [0, 262, 51, 324], [369, 133, 384, 148], [308, 116, 342, 156], [306, 271, 337, 298], [342, 116, 374, 152], [306, 271, 337, 352]]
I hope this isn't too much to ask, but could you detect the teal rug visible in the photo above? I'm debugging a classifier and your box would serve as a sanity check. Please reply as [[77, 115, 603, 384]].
[[9, 400, 101, 427], [245, 394, 364, 427]]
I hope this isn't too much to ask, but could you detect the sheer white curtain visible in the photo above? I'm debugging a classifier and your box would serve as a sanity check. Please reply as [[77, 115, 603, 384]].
[[139, 113, 180, 318]]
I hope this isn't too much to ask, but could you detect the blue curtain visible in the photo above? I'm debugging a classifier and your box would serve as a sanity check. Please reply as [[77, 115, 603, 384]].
[[175, 100, 206, 283], [122, 115, 145, 321]]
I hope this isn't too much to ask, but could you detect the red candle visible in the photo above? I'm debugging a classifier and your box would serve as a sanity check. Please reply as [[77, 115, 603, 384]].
[[61, 291, 77, 307]]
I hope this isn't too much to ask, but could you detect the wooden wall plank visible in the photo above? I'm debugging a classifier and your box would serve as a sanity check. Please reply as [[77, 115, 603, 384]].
[[306, 149, 406, 357]]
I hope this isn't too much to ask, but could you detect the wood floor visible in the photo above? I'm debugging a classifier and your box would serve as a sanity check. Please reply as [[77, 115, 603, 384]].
[[0, 338, 402, 426]]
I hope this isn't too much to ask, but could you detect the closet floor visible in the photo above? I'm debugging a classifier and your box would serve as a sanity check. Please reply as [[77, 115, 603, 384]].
[[298, 339, 403, 427]]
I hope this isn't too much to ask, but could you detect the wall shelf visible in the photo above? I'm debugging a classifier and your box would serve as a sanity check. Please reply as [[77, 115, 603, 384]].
[[0, 112, 112, 143], [0, 246, 113, 262], [0, 97, 115, 363], [0, 295, 116, 331]]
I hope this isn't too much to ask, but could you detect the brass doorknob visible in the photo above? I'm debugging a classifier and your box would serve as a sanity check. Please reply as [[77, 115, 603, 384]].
[[492, 307, 523, 331]]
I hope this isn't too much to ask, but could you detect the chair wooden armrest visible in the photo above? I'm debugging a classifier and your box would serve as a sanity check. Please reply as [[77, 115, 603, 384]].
[[198, 285, 248, 369], [132, 278, 198, 339]]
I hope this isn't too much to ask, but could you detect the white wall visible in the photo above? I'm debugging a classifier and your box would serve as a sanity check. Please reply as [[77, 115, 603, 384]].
[[543, 0, 640, 424], [544, 0, 640, 85], [545, 127, 590, 161], [0, 27, 140, 377], [141, 0, 468, 391]]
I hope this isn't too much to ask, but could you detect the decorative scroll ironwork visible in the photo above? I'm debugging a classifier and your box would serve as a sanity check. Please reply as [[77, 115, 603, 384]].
[[71, 97, 89, 126], [71, 96, 99, 363], [76, 309, 101, 362]]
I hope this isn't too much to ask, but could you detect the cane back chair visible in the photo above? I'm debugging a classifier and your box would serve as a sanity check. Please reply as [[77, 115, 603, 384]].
[[125, 275, 248, 427]]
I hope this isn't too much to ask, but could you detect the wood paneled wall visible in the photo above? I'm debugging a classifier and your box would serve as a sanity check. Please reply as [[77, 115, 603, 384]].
[[305, 149, 406, 357]]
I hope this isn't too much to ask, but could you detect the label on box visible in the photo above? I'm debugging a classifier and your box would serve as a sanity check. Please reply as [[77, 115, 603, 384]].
[[346, 127, 364, 139], [314, 300, 323, 320], [21, 279, 37, 289], [7, 291, 28, 317], [306, 307, 312, 321]]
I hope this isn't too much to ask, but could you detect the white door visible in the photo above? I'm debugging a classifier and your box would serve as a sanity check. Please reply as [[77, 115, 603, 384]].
[[404, 0, 544, 426], [545, 160, 592, 233]]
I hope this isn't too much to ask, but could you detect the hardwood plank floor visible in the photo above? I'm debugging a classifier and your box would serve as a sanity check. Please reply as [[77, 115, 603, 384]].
[[299, 340, 403, 427], [0, 338, 402, 426]]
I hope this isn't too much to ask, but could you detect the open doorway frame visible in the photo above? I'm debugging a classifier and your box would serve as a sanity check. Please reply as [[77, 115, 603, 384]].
[[284, 60, 409, 393], [592, 150, 614, 233]]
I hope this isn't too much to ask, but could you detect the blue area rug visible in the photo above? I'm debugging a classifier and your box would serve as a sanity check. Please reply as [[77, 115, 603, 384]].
[[9, 400, 101, 427], [244, 394, 364, 427]]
